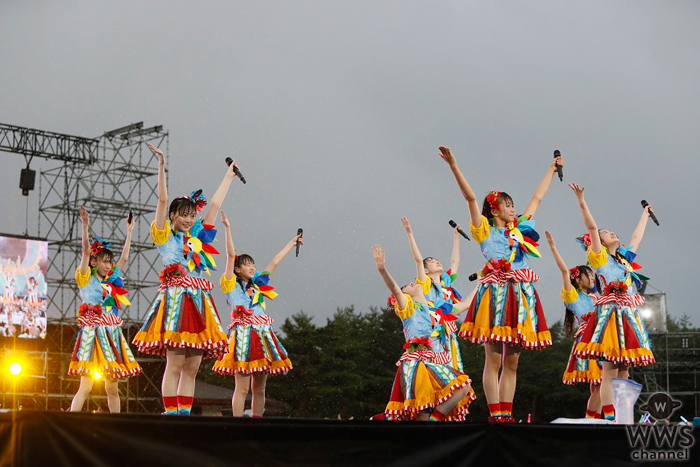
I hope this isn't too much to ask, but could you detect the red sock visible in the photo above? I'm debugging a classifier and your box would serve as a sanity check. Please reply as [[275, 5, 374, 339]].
[[602, 404, 615, 420], [429, 408, 446, 422], [596, 411, 602, 419], [488, 403, 502, 417], [500, 401, 513, 417], [585, 409, 598, 419], [163, 396, 178, 415], [177, 395, 193, 415]]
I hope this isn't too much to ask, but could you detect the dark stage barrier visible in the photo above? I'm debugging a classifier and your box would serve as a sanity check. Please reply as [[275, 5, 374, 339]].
[[1, 411, 698, 466]]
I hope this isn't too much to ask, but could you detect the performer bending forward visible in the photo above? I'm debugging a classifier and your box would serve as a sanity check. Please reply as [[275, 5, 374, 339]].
[[373, 243, 475, 422], [439, 145, 562, 422], [133, 144, 237, 415], [213, 211, 301, 417]]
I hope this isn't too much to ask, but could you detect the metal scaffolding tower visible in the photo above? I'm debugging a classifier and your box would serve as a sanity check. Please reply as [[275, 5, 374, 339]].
[[0, 121, 168, 412]]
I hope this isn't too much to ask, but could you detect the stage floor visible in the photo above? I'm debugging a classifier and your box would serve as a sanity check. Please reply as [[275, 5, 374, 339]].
[[1, 411, 697, 466]]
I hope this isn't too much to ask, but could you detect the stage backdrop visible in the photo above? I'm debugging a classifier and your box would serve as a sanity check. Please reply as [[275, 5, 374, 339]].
[[0, 234, 48, 340]]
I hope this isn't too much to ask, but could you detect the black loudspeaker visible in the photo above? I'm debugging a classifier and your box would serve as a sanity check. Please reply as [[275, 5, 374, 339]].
[[20, 168, 36, 195]]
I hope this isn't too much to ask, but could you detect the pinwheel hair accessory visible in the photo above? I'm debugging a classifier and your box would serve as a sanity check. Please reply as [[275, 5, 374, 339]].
[[90, 236, 111, 257], [179, 189, 208, 213]]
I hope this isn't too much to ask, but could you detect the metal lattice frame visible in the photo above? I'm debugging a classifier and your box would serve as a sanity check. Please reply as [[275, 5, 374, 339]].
[[38, 125, 168, 322]]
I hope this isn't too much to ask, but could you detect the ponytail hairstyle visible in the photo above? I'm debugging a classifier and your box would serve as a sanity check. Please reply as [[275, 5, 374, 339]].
[[564, 308, 576, 336], [481, 191, 513, 221]]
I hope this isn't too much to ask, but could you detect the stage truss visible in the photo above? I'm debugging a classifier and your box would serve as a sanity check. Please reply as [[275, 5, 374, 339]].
[[0, 121, 169, 411]]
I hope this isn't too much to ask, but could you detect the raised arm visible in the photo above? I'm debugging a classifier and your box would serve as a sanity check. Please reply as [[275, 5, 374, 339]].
[[450, 224, 461, 274], [202, 160, 237, 226], [372, 244, 406, 310], [148, 143, 168, 230], [114, 214, 136, 271], [78, 207, 91, 275], [628, 204, 653, 254], [522, 155, 563, 218], [569, 183, 601, 254], [264, 232, 303, 274], [545, 231, 573, 291], [438, 146, 482, 228], [401, 217, 426, 283], [221, 211, 236, 278]]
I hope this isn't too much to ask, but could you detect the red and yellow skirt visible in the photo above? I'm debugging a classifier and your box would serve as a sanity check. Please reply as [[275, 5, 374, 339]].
[[133, 281, 228, 359], [69, 308, 141, 379], [213, 314, 292, 376], [574, 294, 655, 367], [459, 269, 551, 350], [385, 349, 475, 422]]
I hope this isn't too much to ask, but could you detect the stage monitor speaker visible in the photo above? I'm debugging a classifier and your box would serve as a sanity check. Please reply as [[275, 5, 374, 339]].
[[20, 168, 36, 195]]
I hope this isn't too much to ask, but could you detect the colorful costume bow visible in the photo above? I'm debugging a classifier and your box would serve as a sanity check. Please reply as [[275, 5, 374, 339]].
[[183, 222, 219, 275], [181, 189, 208, 213], [246, 271, 278, 310], [90, 237, 111, 256], [101, 266, 130, 313], [504, 215, 541, 262]]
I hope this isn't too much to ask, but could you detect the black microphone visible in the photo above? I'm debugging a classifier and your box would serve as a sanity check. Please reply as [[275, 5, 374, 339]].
[[468, 273, 478, 282], [225, 157, 246, 184], [295, 228, 303, 257], [449, 220, 470, 241], [127, 210, 133, 224], [553, 150, 563, 181], [641, 200, 659, 226]]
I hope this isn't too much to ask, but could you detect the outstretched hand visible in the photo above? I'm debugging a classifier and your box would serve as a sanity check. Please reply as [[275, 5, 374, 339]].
[[438, 146, 456, 165], [226, 158, 239, 178], [220, 210, 230, 228], [568, 183, 585, 200], [147, 143, 165, 165], [545, 230, 555, 247], [453, 223, 462, 237], [401, 217, 412, 235], [372, 244, 385, 269], [79, 206, 89, 224], [292, 233, 304, 247]]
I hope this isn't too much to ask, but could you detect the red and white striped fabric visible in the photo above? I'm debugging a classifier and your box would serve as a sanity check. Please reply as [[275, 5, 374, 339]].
[[445, 320, 458, 334], [595, 292, 645, 308], [101, 313, 124, 327], [397, 348, 436, 365], [158, 275, 214, 292], [478, 268, 540, 285], [430, 351, 453, 365], [229, 314, 273, 328], [78, 311, 124, 328]]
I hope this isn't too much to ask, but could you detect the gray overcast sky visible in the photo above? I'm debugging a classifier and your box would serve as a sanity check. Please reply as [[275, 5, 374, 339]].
[[1, 1, 698, 327]]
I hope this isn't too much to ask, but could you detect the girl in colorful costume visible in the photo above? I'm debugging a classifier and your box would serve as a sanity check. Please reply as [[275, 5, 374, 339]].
[[402, 218, 467, 371], [373, 242, 475, 422], [569, 183, 655, 421], [133, 143, 238, 415], [70, 206, 141, 412], [545, 230, 602, 418], [439, 145, 562, 422], [1, 260, 17, 303], [213, 211, 301, 417]]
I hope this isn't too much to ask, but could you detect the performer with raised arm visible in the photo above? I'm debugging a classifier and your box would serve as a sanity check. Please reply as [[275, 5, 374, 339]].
[[70, 206, 141, 413], [133, 143, 238, 416], [401, 217, 466, 371], [569, 183, 654, 421], [545, 230, 602, 418], [439, 145, 562, 423], [213, 211, 301, 417], [372, 241, 475, 422]]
